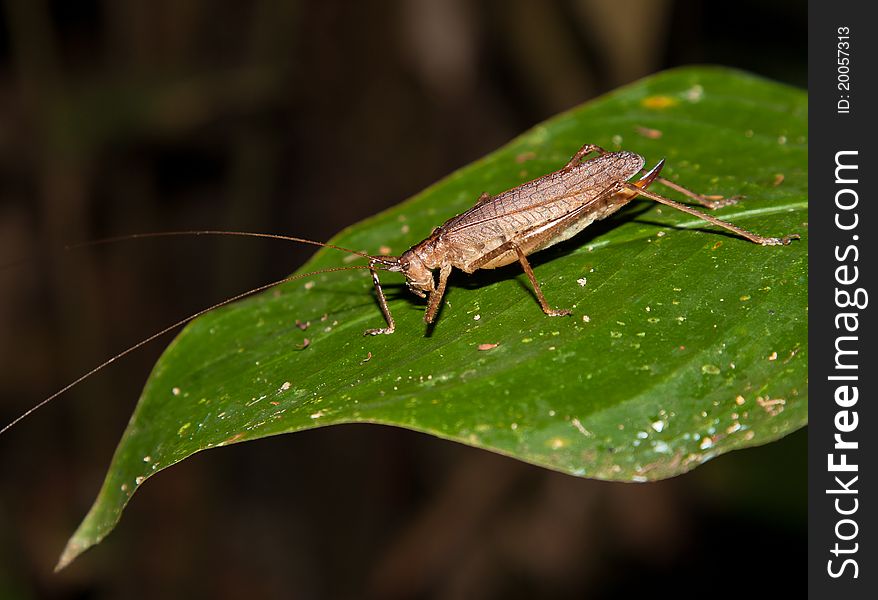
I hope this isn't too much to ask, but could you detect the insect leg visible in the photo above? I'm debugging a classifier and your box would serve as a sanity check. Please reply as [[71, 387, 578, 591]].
[[513, 245, 572, 317], [364, 265, 396, 335], [465, 240, 569, 316], [565, 144, 607, 168], [424, 264, 453, 324], [623, 183, 800, 246], [655, 176, 741, 209]]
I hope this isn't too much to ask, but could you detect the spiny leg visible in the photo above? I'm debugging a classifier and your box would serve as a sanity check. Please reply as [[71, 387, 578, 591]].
[[424, 264, 452, 324], [364, 264, 396, 335], [623, 182, 799, 246], [655, 176, 741, 209]]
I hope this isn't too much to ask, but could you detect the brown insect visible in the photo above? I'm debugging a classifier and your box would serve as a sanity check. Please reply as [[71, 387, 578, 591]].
[[362, 143, 798, 334], [0, 143, 798, 434]]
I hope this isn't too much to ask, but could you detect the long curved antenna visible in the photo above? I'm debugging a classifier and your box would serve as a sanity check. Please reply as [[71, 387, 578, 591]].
[[65, 230, 377, 260], [0, 264, 373, 436]]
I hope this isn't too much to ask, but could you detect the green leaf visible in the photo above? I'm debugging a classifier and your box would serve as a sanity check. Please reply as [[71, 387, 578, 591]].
[[58, 66, 807, 569]]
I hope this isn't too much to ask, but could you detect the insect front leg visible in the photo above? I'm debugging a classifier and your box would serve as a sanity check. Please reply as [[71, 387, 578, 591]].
[[364, 264, 396, 335], [424, 264, 452, 324], [624, 183, 800, 246]]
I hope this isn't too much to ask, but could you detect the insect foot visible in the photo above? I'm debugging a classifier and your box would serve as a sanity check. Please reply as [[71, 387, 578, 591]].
[[760, 234, 801, 246], [364, 326, 395, 336]]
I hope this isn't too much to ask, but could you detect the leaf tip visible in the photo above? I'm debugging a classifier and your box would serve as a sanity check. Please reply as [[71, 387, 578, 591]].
[[55, 537, 90, 572]]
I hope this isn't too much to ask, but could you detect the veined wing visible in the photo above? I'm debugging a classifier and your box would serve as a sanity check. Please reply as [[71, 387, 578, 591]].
[[443, 151, 643, 234]]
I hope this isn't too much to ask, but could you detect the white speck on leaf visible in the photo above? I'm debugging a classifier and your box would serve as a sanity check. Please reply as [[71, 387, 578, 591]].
[[548, 437, 567, 450], [684, 84, 704, 102], [757, 396, 786, 416], [571, 418, 592, 437]]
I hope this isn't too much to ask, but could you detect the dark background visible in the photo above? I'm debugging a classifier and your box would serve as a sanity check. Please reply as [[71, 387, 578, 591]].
[[0, 1, 806, 598]]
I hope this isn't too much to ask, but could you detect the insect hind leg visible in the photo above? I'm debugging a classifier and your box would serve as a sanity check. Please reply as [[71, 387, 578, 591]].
[[565, 144, 608, 168], [655, 176, 742, 210], [624, 182, 799, 246]]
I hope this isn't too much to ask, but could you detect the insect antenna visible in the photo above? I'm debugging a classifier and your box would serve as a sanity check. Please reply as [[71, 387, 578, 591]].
[[65, 230, 378, 260], [0, 263, 375, 437], [1, 230, 381, 276]]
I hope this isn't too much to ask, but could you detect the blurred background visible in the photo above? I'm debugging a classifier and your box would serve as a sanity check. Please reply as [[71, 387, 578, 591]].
[[0, 1, 806, 598]]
